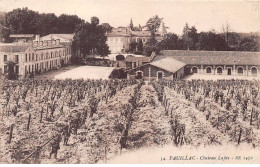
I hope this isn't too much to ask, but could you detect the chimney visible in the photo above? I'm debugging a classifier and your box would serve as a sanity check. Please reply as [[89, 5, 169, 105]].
[[56, 39, 60, 45], [47, 40, 52, 46], [35, 34, 40, 42], [44, 40, 48, 46], [52, 39, 56, 45], [33, 41, 38, 47]]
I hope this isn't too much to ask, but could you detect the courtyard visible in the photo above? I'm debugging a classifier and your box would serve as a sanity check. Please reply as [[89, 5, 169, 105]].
[[54, 65, 115, 80]]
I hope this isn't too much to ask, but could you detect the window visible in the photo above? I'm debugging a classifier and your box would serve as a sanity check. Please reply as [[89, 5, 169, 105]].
[[15, 66, 19, 74], [4, 65, 7, 74], [15, 55, 19, 62], [29, 54, 31, 61], [32, 53, 34, 61], [133, 62, 136, 68], [36, 54, 38, 61], [157, 71, 163, 79], [25, 54, 28, 61], [4, 55, 7, 62]]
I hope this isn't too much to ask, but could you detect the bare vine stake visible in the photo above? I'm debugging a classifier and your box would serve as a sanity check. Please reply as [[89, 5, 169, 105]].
[[238, 128, 242, 145], [250, 108, 253, 126], [40, 107, 43, 123], [27, 113, 31, 131], [46, 105, 48, 119], [104, 146, 107, 163], [8, 124, 14, 143]]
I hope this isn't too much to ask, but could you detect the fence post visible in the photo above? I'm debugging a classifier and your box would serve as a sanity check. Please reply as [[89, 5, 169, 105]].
[[27, 113, 31, 131], [8, 124, 14, 143]]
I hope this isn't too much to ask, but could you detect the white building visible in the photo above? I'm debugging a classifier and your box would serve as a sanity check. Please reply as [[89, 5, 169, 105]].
[[0, 39, 72, 79], [106, 21, 167, 54]]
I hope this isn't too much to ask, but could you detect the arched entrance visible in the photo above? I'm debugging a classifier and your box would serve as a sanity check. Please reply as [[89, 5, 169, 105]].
[[237, 67, 243, 76], [192, 66, 198, 73], [251, 67, 257, 76], [206, 67, 212, 74], [216, 67, 223, 75]]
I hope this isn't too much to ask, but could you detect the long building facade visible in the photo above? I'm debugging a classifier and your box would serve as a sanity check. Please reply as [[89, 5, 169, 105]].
[[127, 50, 260, 81], [0, 39, 72, 79]]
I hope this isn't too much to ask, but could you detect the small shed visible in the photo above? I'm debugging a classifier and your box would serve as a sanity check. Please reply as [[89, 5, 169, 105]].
[[127, 57, 186, 81]]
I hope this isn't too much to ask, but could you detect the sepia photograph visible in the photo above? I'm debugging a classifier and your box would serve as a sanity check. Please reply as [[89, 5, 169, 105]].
[[0, 0, 260, 164]]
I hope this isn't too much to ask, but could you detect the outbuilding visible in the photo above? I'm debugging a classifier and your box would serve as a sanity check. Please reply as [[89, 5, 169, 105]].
[[127, 56, 186, 81]]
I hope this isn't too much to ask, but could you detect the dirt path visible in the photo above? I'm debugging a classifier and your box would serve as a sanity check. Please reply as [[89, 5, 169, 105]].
[[127, 85, 171, 149]]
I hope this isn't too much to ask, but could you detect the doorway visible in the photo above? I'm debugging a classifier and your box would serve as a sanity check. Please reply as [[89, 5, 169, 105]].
[[227, 68, 232, 75], [158, 72, 163, 79], [136, 71, 143, 79]]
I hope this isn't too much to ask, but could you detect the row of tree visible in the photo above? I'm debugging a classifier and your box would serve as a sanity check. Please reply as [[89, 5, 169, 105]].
[[2, 8, 84, 41], [142, 20, 259, 56]]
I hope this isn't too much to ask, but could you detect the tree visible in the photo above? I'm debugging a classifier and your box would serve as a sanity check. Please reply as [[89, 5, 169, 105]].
[[129, 18, 134, 31], [37, 13, 58, 36], [145, 15, 163, 32], [5, 61, 18, 80], [160, 33, 180, 50], [143, 32, 161, 56], [4, 8, 85, 37], [5, 8, 40, 34], [197, 31, 228, 51], [137, 40, 143, 52], [91, 16, 99, 26], [222, 21, 232, 46], [57, 14, 83, 34], [182, 23, 198, 50], [73, 17, 110, 59], [100, 23, 113, 33], [239, 36, 259, 51]]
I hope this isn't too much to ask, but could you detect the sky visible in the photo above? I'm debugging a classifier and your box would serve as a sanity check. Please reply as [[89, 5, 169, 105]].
[[0, 0, 260, 35]]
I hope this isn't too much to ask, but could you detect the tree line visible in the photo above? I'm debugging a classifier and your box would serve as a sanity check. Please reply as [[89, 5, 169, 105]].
[[2, 7, 84, 42], [129, 16, 260, 56], [1, 9, 259, 57]]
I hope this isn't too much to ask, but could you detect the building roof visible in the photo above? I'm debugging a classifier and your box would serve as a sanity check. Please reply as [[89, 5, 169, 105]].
[[41, 34, 74, 41], [131, 31, 151, 37], [107, 31, 131, 37], [150, 57, 186, 73], [125, 55, 151, 62], [33, 44, 64, 50], [9, 34, 35, 38], [157, 50, 260, 65], [128, 56, 186, 74], [158, 21, 167, 35], [0, 44, 31, 52]]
